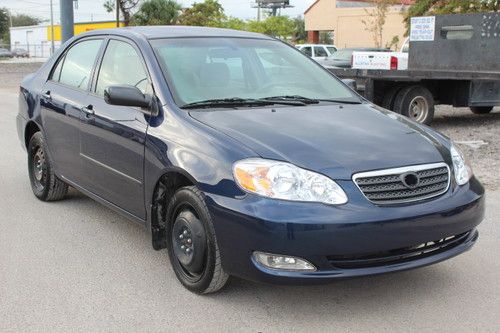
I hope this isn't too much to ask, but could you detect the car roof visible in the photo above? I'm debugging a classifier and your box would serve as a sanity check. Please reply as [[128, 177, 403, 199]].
[[80, 26, 273, 40], [297, 44, 336, 47]]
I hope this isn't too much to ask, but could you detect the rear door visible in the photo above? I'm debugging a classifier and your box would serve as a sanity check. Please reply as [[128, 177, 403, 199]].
[[79, 38, 151, 219], [40, 38, 103, 183]]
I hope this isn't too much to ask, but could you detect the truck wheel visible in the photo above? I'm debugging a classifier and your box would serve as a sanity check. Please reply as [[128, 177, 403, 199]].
[[381, 86, 403, 110], [27, 132, 68, 201], [470, 106, 493, 114], [393, 85, 435, 125], [166, 186, 229, 294]]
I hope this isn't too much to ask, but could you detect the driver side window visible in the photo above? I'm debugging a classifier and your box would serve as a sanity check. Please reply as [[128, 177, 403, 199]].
[[96, 40, 150, 97]]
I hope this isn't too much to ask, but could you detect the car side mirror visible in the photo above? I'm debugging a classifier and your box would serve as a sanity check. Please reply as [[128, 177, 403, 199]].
[[104, 85, 151, 109], [342, 79, 357, 91]]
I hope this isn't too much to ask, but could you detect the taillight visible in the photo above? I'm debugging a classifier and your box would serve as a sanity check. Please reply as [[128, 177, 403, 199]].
[[390, 56, 398, 70]]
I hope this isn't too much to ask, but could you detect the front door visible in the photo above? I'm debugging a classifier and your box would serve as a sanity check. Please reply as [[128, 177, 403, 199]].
[[79, 38, 151, 219], [40, 38, 103, 183]]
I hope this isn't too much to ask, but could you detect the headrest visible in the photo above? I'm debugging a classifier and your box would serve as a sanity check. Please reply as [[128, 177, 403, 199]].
[[198, 62, 230, 87]]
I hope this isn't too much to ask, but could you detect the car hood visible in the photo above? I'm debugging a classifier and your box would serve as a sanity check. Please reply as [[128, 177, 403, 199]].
[[189, 104, 449, 180]]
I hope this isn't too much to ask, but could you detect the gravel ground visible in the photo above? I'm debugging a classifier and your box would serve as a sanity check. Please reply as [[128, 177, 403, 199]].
[[1, 62, 498, 189]]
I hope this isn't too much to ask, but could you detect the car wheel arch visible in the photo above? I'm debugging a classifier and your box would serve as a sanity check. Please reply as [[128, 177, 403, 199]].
[[25, 121, 41, 148], [150, 169, 198, 250]]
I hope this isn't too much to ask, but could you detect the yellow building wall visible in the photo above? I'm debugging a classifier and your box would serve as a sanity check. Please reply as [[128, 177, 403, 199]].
[[305, 0, 407, 49], [47, 21, 125, 41]]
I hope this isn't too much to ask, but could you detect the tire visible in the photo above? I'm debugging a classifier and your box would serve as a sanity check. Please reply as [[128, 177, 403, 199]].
[[393, 85, 435, 125], [166, 186, 229, 294], [27, 132, 68, 201], [470, 106, 493, 114], [381, 85, 403, 110]]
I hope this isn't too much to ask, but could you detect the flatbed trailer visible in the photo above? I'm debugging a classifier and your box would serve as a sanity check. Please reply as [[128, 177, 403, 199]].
[[328, 13, 500, 124]]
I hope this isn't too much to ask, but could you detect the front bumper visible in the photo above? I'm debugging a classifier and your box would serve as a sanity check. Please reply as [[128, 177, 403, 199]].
[[205, 177, 485, 284]]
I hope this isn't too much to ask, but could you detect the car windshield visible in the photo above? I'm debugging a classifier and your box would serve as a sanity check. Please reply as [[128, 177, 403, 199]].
[[151, 38, 358, 107]]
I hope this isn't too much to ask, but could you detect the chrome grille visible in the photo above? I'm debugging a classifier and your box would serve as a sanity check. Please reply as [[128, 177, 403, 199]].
[[353, 163, 450, 204]]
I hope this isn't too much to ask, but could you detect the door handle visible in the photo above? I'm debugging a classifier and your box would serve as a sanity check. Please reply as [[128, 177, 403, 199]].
[[42, 90, 51, 100], [81, 104, 94, 116]]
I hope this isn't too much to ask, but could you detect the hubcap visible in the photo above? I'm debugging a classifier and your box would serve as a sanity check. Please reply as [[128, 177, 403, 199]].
[[408, 96, 429, 123], [32, 147, 46, 183], [171, 209, 207, 275]]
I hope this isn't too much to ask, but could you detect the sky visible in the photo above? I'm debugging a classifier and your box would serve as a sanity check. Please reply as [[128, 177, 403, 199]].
[[2, 0, 316, 24]]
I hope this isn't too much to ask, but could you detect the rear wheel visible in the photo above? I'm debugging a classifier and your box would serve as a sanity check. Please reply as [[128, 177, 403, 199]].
[[381, 85, 403, 110], [470, 106, 493, 114], [166, 186, 229, 294], [27, 132, 68, 201], [393, 85, 435, 125]]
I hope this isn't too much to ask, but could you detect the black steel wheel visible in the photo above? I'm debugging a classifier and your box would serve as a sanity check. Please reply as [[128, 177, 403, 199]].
[[470, 106, 493, 114], [27, 132, 68, 201], [166, 186, 228, 294]]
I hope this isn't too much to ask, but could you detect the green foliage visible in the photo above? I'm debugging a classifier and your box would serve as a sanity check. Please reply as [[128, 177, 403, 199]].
[[0, 8, 9, 42], [404, 0, 500, 35], [292, 17, 307, 42], [385, 35, 400, 50], [178, 0, 225, 27], [220, 17, 247, 30], [246, 16, 296, 39], [131, 0, 182, 25], [11, 14, 41, 27], [104, 0, 140, 25], [319, 31, 333, 44]]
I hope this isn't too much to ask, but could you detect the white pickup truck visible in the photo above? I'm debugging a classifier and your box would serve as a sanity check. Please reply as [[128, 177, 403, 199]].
[[352, 38, 409, 70]]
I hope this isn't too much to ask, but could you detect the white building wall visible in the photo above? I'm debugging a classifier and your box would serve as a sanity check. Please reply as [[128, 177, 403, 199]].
[[9, 25, 61, 58]]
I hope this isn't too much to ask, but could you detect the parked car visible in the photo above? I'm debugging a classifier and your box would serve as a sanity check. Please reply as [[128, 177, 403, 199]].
[[12, 48, 29, 58], [329, 47, 391, 68], [17, 27, 484, 294], [0, 48, 13, 58], [296, 43, 337, 66]]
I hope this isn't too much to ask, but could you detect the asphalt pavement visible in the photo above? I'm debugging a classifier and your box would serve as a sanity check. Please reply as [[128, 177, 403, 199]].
[[0, 87, 499, 332]]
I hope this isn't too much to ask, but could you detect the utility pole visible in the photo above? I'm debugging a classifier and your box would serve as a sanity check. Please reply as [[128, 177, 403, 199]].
[[116, 0, 120, 27], [50, 0, 55, 54], [60, 0, 74, 43]]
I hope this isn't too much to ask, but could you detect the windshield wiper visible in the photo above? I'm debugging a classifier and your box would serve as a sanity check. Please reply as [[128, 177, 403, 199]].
[[180, 98, 272, 109], [260, 95, 319, 105], [318, 98, 363, 104], [180, 97, 306, 109]]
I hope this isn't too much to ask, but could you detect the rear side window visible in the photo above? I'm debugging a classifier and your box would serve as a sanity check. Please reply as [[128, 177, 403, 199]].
[[301, 46, 312, 57], [314, 46, 328, 57], [56, 39, 103, 90], [95, 40, 150, 96]]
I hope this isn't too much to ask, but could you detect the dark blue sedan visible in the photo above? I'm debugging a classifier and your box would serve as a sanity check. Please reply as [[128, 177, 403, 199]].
[[16, 27, 485, 294]]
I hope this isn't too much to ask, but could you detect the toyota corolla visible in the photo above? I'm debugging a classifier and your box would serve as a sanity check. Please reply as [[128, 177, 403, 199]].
[[16, 27, 485, 294]]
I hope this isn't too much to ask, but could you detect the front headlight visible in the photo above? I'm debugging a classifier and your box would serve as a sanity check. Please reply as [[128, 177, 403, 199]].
[[450, 143, 472, 185], [233, 158, 348, 205]]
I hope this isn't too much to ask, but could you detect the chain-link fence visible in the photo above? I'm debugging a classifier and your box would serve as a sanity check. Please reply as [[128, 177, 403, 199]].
[[0, 43, 58, 59]]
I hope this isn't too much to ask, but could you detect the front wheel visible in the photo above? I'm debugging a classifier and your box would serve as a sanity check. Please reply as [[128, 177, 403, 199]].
[[470, 106, 493, 114], [27, 132, 68, 201], [166, 186, 229, 294]]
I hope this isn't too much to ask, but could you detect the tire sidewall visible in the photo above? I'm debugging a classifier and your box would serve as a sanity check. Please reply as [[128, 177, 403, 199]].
[[394, 86, 435, 125], [166, 187, 218, 294], [27, 132, 50, 200]]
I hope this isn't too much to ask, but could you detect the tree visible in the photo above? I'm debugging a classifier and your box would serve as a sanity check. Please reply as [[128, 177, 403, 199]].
[[131, 0, 182, 25], [104, 0, 140, 25], [178, 0, 225, 27], [292, 17, 307, 43], [220, 17, 247, 30], [0, 8, 9, 42], [361, 0, 394, 48], [11, 14, 41, 27], [404, 0, 500, 35]]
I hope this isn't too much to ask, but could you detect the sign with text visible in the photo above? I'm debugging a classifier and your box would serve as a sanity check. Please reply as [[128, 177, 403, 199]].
[[410, 16, 436, 41]]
